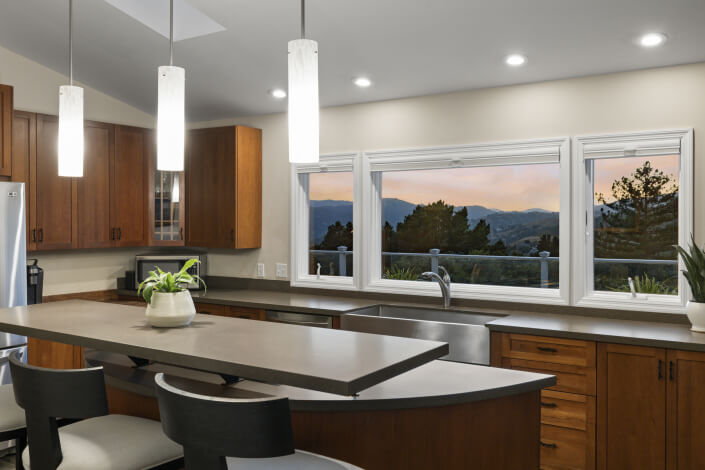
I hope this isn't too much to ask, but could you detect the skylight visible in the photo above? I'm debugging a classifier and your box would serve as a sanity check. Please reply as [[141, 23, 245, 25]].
[[104, 0, 225, 42]]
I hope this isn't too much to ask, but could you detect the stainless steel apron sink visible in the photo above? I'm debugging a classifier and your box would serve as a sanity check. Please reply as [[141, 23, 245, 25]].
[[340, 305, 501, 365]]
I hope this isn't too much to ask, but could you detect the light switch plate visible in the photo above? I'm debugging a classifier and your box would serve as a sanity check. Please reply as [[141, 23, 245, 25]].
[[275, 263, 288, 278], [256, 263, 265, 277]]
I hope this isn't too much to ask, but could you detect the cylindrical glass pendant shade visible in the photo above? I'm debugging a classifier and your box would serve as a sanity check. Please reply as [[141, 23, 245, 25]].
[[288, 39, 319, 164], [157, 65, 185, 171], [58, 85, 84, 177]]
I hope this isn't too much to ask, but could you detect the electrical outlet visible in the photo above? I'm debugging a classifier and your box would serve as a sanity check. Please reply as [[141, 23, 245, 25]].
[[256, 263, 265, 277], [275, 263, 288, 278]]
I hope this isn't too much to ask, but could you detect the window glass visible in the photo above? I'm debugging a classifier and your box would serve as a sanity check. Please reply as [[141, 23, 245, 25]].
[[308, 172, 354, 277], [592, 155, 679, 295], [380, 164, 561, 288]]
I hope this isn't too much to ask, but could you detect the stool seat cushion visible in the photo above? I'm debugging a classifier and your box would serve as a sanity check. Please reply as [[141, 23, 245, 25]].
[[0, 384, 25, 433], [226, 449, 361, 470], [23, 414, 182, 470]]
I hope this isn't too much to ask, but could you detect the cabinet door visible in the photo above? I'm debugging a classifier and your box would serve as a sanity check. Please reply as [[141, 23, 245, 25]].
[[186, 127, 235, 248], [113, 125, 147, 247], [148, 128, 185, 246], [0, 84, 12, 177], [11, 111, 37, 251], [666, 349, 705, 470], [77, 121, 113, 248], [234, 126, 262, 248], [36, 114, 74, 250], [597, 343, 666, 470]]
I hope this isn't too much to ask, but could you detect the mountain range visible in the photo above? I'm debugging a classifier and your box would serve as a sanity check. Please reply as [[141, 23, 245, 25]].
[[310, 198, 560, 253]]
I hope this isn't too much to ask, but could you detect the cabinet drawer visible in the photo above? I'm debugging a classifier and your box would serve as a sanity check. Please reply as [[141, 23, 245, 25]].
[[540, 424, 592, 470], [501, 334, 596, 368], [225, 306, 265, 320], [541, 390, 595, 432], [503, 357, 596, 396]]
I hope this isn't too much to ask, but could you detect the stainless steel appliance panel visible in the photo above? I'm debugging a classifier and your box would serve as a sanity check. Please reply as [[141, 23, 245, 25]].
[[0, 182, 27, 309], [0, 346, 26, 385], [265, 310, 334, 328], [135, 254, 205, 290]]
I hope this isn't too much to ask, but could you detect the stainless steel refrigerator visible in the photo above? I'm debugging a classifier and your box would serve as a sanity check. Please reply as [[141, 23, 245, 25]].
[[0, 182, 28, 384]]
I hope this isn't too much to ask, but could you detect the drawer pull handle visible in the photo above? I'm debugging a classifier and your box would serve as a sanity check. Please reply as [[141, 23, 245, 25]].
[[537, 346, 558, 353], [540, 401, 558, 408], [540, 441, 558, 449]]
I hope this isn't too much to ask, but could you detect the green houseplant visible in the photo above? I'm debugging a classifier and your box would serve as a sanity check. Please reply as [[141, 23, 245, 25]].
[[675, 236, 705, 332], [138, 259, 206, 328]]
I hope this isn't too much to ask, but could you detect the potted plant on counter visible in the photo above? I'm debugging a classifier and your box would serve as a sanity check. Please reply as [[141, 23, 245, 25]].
[[138, 260, 206, 328], [676, 236, 705, 332]]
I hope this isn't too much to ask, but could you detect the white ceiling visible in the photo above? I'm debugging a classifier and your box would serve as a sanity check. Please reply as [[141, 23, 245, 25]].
[[0, 0, 704, 122]]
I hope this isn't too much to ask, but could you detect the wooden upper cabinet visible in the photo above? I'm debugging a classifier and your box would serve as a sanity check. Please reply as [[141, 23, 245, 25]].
[[11, 111, 36, 250], [186, 125, 261, 249], [666, 349, 705, 470], [77, 121, 113, 249], [597, 343, 666, 470], [113, 125, 147, 247], [0, 85, 13, 177], [36, 114, 74, 251]]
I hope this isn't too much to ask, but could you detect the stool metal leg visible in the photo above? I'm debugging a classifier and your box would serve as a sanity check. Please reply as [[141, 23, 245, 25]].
[[15, 432, 26, 470]]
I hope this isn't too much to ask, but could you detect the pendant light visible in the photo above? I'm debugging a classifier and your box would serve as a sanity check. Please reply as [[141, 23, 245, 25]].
[[288, 0, 319, 163], [157, 0, 185, 171], [58, 0, 84, 177]]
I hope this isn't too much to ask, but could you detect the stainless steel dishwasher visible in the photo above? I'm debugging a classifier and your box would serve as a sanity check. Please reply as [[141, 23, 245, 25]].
[[265, 310, 334, 328]]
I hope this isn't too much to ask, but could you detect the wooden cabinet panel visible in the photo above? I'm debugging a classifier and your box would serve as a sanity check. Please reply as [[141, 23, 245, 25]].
[[77, 121, 113, 248], [541, 390, 595, 432], [193, 302, 230, 316], [36, 114, 74, 250], [11, 111, 36, 250], [113, 125, 147, 247], [225, 306, 265, 320], [597, 343, 666, 470], [186, 125, 261, 249], [0, 84, 12, 176], [501, 357, 596, 396], [541, 424, 591, 470], [666, 349, 705, 470]]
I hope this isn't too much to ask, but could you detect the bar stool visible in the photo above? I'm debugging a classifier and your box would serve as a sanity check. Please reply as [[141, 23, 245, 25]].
[[9, 352, 183, 470], [154, 373, 361, 470], [0, 381, 27, 470]]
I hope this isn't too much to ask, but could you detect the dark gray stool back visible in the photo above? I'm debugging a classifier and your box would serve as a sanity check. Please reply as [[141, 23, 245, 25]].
[[9, 351, 109, 470], [155, 373, 295, 470]]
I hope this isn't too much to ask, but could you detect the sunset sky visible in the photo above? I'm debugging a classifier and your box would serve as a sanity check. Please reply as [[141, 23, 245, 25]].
[[309, 155, 679, 212]]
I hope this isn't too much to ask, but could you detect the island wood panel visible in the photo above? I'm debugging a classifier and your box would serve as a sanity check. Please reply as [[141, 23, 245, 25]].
[[36, 114, 75, 250], [77, 121, 114, 249], [27, 337, 84, 370], [113, 125, 147, 247], [292, 391, 540, 470], [0, 84, 12, 177], [11, 111, 36, 251], [597, 343, 666, 470], [666, 349, 705, 470]]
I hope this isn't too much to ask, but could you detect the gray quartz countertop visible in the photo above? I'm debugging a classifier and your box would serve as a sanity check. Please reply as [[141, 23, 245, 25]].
[[118, 288, 380, 315], [487, 312, 705, 352], [0, 300, 449, 396], [86, 350, 556, 412]]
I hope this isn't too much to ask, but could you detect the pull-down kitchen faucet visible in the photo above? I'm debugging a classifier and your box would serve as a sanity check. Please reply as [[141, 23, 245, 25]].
[[420, 266, 452, 309]]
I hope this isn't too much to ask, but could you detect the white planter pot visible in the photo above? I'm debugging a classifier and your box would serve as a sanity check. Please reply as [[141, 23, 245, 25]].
[[145, 290, 196, 328], [686, 301, 705, 333]]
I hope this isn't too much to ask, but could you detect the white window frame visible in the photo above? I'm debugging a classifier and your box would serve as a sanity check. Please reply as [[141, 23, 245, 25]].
[[360, 137, 572, 305], [290, 153, 362, 290], [572, 129, 693, 314]]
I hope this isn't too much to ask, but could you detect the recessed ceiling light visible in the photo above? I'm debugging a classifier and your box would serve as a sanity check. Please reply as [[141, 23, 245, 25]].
[[353, 77, 372, 88], [639, 32, 667, 48], [270, 88, 287, 99], [505, 54, 527, 67]]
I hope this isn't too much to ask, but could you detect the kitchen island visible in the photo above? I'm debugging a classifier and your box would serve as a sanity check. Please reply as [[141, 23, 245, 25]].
[[0, 300, 556, 469]]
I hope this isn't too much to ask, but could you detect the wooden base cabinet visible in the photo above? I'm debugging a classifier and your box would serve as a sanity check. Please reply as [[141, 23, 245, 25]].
[[0, 84, 12, 177]]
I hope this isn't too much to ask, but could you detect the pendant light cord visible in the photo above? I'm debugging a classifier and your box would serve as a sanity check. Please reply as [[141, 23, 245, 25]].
[[301, 0, 305, 39], [169, 0, 174, 66], [69, 0, 73, 85]]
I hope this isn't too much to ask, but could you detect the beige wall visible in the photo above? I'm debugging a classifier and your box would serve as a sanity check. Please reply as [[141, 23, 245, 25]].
[[199, 62, 705, 281], [0, 44, 152, 295], [5, 48, 704, 293]]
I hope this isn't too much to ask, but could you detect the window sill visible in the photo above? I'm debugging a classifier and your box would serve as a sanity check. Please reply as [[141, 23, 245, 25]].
[[291, 276, 357, 291], [575, 292, 686, 315]]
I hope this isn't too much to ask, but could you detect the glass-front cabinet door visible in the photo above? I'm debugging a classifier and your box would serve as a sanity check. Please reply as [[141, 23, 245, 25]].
[[148, 139, 185, 245]]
